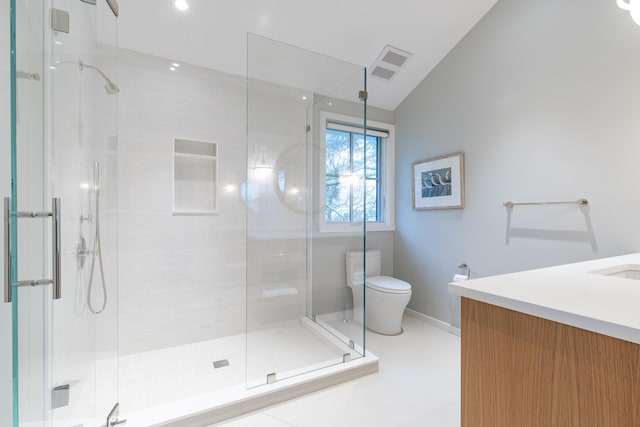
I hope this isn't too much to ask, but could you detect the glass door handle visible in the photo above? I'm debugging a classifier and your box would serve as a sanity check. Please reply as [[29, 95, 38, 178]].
[[3, 197, 62, 303], [51, 198, 61, 299]]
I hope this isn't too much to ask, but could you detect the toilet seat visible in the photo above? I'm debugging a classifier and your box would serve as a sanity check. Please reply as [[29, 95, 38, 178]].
[[366, 276, 412, 294]]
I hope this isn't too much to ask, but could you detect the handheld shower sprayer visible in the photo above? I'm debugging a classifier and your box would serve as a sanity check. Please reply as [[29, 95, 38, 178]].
[[92, 160, 100, 196], [87, 161, 108, 314]]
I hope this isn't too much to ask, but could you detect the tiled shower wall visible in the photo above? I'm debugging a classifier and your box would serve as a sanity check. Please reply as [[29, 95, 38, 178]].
[[117, 49, 248, 355], [117, 49, 323, 355]]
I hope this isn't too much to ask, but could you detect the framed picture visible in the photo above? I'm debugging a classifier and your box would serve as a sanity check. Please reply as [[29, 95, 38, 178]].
[[412, 152, 464, 210]]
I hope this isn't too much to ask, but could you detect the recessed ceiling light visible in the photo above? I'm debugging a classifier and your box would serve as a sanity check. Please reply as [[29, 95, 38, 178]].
[[169, 66, 176, 71], [172, 62, 180, 67], [302, 96, 307, 100], [173, 0, 189, 11], [328, 102, 333, 106], [49, 65, 56, 70], [54, 40, 62, 45]]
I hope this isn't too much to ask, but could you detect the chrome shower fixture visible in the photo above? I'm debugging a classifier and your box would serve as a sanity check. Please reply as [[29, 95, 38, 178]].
[[82, 161, 108, 314], [51, 59, 120, 94], [79, 60, 120, 94], [104, 82, 120, 95]]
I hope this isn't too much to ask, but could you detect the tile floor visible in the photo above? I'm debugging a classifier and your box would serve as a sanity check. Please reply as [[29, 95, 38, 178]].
[[216, 315, 461, 427]]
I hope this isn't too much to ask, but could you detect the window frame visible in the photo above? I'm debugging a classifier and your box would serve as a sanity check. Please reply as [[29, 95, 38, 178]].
[[318, 111, 395, 233]]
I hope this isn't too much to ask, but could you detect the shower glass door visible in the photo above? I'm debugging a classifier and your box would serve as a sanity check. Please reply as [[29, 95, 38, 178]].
[[49, 0, 120, 425], [246, 34, 366, 387], [3, 1, 119, 425]]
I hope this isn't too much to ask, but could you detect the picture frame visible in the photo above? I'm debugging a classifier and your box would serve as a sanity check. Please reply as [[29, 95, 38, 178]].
[[412, 152, 465, 210]]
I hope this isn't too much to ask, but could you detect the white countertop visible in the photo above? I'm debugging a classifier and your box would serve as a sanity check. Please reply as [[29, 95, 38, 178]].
[[448, 253, 640, 344]]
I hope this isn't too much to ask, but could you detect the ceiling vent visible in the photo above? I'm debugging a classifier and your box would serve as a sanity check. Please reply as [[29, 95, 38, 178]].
[[369, 45, 413, 82]]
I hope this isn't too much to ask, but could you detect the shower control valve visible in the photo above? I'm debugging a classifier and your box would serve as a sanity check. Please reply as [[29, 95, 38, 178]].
[[76, 236, 95, 269]]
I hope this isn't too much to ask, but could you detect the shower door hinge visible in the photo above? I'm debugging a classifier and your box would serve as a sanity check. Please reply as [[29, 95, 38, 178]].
[[106, 402, 127, 427], [16, 71, 40, 81], [359, 90, 368, 101], [51, 384, 70, 409], [51, 8, 70, 33], [106, 0, 119, 17], [266, 373, 277, 384]]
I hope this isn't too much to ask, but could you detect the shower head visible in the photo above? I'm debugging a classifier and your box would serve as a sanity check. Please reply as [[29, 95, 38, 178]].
[[104, 82, 120, 95], [80, 61, 120, 95], [52, 60, 120, 95]]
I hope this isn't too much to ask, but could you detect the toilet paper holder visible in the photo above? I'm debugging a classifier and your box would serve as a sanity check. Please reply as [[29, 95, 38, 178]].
[[457, 263, 470, 277]]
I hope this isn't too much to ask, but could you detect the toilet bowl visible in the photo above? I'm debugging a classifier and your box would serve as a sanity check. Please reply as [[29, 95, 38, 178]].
[[346, 250, 412, 335]]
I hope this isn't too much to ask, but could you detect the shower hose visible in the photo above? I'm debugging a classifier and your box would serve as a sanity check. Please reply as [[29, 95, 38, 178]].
[[87, 179, 107, 314]]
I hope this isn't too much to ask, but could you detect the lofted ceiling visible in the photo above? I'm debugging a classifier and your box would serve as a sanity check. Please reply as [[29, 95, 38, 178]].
[[116, 0, 498, 110]]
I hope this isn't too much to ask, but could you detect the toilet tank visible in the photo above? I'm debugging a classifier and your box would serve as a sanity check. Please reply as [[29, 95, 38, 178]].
[[346, 250, 381, 286]]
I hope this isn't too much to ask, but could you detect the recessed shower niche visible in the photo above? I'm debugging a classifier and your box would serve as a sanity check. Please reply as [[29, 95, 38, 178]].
[[173, 137, 218, 215]]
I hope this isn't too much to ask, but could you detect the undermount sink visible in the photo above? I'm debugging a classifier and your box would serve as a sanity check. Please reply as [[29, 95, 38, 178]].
[[590, 264, 640, 280]]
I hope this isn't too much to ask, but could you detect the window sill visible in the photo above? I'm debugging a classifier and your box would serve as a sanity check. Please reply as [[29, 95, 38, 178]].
[[316, 223, 395, 236]]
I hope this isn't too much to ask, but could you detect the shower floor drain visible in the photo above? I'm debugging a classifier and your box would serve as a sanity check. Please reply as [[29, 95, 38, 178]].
[[213, 359, 230, 369]]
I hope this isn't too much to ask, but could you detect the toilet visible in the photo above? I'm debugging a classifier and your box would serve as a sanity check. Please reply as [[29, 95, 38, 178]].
[[346, 250, 412, 335]]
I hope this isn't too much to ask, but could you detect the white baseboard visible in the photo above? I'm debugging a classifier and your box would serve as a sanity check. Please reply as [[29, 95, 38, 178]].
[[448, 325, 461, 337], [319, 308, 462, 337], [405, 309, 460, 337]]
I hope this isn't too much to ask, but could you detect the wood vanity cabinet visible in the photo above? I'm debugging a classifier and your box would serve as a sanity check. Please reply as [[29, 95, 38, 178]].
[[461, 297, 640, 427]]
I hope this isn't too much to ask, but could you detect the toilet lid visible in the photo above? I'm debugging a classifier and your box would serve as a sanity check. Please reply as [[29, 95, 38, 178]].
[[366, 276, 412, 294]]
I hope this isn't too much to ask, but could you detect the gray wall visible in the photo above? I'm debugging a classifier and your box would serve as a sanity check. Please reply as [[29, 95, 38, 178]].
[[394, 0, 640, 327]]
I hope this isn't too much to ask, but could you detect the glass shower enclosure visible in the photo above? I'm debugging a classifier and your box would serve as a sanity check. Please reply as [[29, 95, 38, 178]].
[[2, 4, 371, 425], [246, 34, 368, 387]]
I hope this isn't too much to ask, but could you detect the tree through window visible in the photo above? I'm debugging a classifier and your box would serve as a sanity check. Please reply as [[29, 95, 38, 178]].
[[325, 127, 382, 223]]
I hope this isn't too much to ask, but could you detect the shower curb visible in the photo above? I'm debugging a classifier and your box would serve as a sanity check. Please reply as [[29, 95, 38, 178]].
[[123, 347, 378, 426], [167, 354, 378, 426]]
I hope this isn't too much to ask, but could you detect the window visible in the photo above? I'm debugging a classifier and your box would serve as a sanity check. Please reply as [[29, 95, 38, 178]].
[[325, 129, 381, 222], [319, 112, 395, 232]]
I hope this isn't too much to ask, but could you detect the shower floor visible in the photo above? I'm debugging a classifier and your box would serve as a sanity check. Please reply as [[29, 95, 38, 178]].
[[113, 317, 374, 425]]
